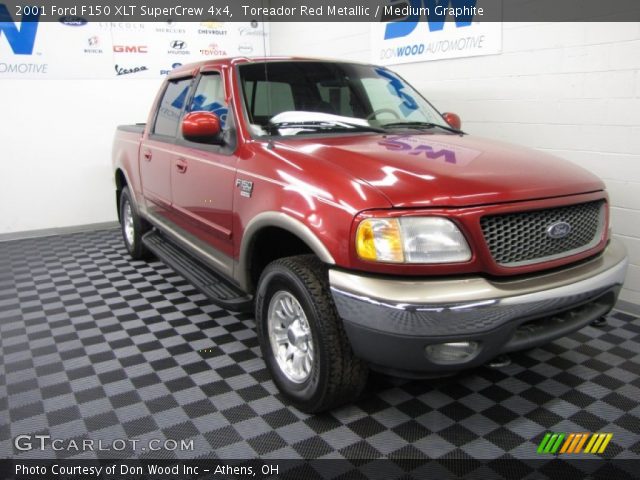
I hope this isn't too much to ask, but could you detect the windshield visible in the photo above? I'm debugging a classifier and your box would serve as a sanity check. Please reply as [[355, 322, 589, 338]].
[[238, 61, 453, 137]]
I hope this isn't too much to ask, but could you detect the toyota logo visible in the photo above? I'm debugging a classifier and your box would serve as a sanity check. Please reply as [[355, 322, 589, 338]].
[[546, 221, 572, 239], [171, 40, 187, 50]]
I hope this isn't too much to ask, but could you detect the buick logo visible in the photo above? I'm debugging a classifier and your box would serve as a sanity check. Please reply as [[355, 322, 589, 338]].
[[170, 40, 187, 50], [547, 221, 572, 239]]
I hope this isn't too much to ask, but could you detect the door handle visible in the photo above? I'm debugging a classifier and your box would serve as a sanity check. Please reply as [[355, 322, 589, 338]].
[[143, 150, 152, 161], [176, 159, 188, 174]]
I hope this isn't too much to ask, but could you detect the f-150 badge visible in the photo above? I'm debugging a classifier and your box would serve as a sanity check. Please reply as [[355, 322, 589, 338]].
[[236, 179, 254, 198]]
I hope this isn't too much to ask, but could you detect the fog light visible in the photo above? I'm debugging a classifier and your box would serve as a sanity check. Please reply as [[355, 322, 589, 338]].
[[425, 341, 479, 364]]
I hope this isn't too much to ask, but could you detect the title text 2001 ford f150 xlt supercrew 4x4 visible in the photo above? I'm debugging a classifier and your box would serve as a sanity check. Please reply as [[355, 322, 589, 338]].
[[112, 57, 628, 412]]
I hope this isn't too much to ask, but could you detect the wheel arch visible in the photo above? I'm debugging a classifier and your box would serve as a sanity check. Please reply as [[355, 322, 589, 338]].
[[237, 212, 336, 293], [115, 169, 127, 220], [114, 167, 143, 222]]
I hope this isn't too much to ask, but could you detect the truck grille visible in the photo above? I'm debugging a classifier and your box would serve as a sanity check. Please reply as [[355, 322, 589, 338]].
[[480, 200, 606, 267]]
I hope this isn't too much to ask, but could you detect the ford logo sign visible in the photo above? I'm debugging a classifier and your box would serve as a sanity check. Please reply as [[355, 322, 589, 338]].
[[59, 16, 88, 26], [547, 221, 572, 239]]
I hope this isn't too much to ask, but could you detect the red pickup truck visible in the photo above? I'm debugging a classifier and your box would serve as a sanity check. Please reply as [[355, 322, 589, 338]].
[[112, 57, 628, 412]]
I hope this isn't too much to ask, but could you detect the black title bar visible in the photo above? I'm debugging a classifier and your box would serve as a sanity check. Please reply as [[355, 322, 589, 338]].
[[1, 0, 640, 22], [2, 459, 640, 480]]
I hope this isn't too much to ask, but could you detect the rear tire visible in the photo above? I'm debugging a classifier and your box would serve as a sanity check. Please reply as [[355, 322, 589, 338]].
[[119, 187, 151, 260], [255, 255, 368, 413]]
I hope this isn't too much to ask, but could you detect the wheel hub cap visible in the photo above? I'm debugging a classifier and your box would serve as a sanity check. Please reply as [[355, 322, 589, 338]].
[[267, 291, 314, 383]]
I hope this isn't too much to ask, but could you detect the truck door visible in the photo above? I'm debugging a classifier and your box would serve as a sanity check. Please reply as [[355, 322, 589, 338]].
[[140, 76, 193, 215], [169, 70, 237, 260]]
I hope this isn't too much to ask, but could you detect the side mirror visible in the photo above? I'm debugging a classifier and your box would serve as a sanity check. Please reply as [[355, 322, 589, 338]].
[[182, 111, 222, 144], [442, 112, 461, 130]]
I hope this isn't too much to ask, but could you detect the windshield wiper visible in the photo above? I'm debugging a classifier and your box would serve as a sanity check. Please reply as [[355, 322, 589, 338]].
[[382, 121, 463, 134], [269, 120, 386, 134]]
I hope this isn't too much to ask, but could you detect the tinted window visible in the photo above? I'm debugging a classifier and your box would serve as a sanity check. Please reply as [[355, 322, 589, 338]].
[[154, 78, 191, 137], [251, 81, 295, 117], [188, 73, 229, 128], [238, 62, 449, 137]]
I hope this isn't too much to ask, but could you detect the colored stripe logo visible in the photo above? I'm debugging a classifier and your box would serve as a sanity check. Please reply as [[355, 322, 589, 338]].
[[537, 433, 612, 454]]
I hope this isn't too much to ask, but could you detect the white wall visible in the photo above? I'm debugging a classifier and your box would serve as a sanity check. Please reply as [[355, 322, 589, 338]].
[[1, 79, 161, 233], [0, 78, 159, 234], [270, 22, 640, 304]]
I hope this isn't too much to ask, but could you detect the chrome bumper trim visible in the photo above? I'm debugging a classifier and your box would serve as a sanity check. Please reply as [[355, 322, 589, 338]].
[[329, 240, 628, 337]]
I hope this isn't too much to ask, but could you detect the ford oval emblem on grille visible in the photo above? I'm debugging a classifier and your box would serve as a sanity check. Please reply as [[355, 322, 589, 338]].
[[547, 221, 572, 239]]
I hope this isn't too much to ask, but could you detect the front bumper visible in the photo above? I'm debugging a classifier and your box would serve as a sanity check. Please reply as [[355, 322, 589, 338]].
[[329, 239, 628, 377]]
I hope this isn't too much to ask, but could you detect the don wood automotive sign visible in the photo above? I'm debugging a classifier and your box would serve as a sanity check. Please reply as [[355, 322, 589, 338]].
[[371, 0, 502, 65]]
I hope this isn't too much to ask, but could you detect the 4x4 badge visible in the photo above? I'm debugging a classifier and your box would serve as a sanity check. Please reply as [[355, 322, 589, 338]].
[[236, 179, 254, 198]]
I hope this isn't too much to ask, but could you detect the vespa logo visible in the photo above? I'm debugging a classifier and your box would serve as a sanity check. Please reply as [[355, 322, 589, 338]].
[[170, 40, 186, 50], [546, 222, 572, 239], [0, 4, 40, 55], [384, 0, 477, 39]]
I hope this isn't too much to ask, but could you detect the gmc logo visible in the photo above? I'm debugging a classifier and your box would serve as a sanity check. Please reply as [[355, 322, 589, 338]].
[[113, 45, 147, 53]]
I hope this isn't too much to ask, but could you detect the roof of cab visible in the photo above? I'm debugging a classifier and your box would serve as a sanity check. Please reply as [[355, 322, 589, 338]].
[[168, 56, 374, 77]]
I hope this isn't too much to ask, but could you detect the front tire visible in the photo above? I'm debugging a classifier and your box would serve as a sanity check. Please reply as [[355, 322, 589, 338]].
[[255, 255, 368, 413], [119, 187, 151, 260]]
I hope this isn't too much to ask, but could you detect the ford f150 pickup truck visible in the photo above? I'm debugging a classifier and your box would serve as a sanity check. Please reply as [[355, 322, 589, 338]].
[[112, 57, 628, 412]]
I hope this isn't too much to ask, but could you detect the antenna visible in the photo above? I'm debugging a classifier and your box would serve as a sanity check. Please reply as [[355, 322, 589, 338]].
[[259, 0, 275, 147], [261, 0, 273, 137]]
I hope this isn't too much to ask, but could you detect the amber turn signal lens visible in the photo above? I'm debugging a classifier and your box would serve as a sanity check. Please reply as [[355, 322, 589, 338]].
[[355, 218, 405, 263]]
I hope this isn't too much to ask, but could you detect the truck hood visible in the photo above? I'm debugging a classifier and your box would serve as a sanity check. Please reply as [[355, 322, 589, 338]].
[[278, 133, 604, 208]]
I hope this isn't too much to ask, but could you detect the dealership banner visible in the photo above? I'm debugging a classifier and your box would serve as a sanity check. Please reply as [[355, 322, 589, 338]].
[[371, 1, 502, 65], [0, 16, 269, 79]]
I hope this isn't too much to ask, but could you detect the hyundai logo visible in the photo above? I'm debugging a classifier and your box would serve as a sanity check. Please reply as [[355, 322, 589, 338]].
[[170, 40, 186, 50], [547, 221, 572, 239]]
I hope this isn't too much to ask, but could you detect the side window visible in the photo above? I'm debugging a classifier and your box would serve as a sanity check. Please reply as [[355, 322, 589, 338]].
[[153, 78, 192, 137], [188, 73, 228, 128]]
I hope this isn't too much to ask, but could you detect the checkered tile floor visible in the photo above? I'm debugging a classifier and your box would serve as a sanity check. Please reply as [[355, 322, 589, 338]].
[[1, 228, 639, 460]]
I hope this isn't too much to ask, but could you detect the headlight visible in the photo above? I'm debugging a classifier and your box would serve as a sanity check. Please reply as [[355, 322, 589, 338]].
[[356, 217, 471, 264]]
